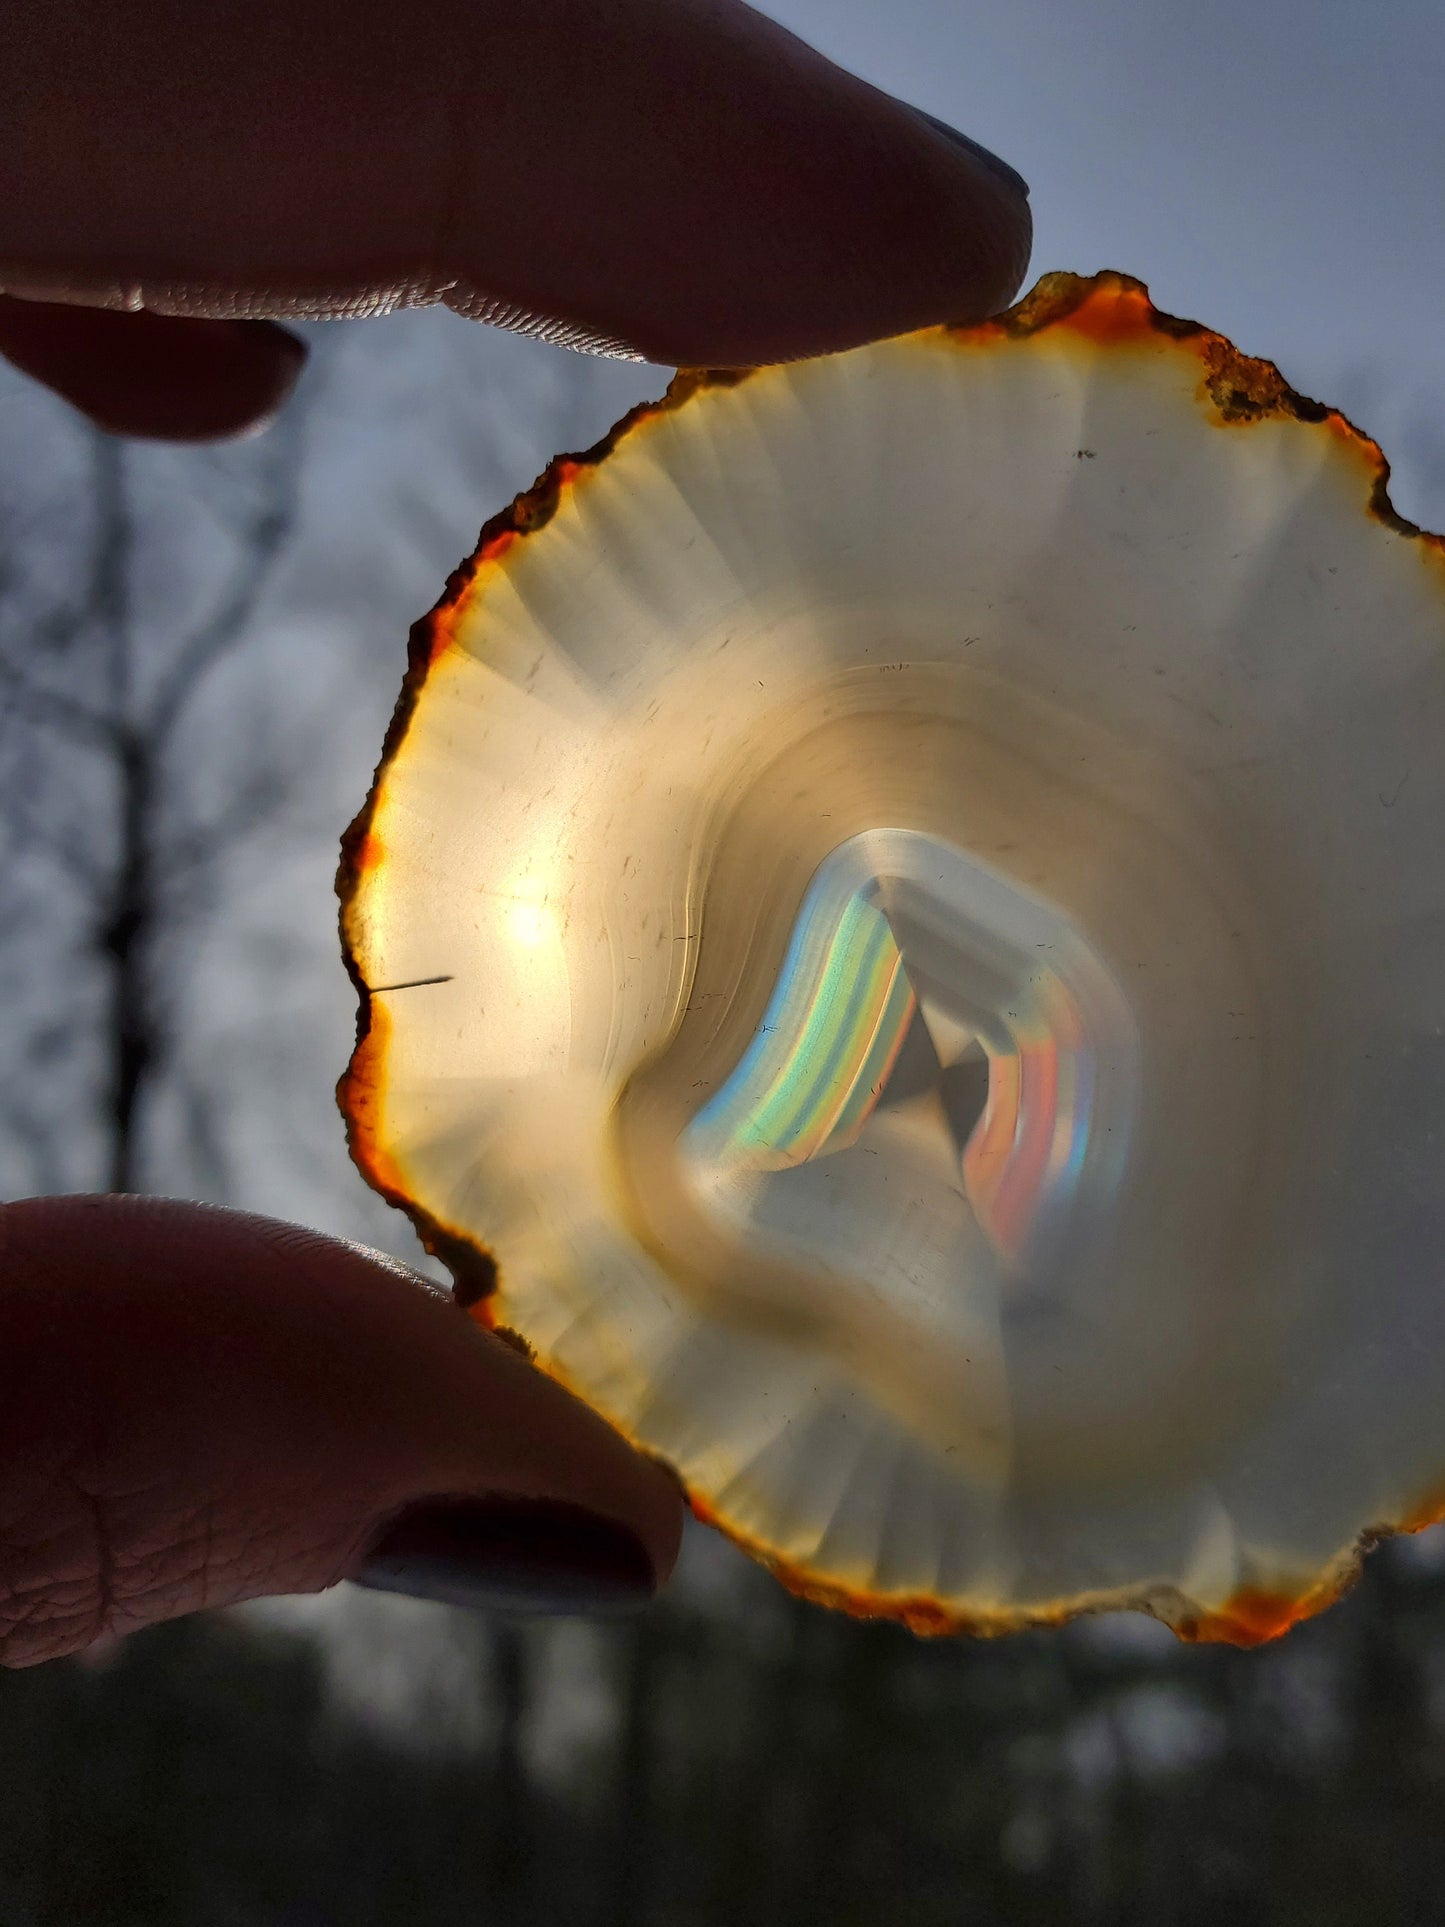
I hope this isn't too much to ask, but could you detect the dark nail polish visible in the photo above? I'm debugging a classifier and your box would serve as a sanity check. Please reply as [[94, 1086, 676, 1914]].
[[911, 110, 1029, 201], [352, 1496, 657, 1616]]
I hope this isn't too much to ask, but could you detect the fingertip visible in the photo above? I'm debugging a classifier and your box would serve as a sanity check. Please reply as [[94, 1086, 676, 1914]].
[[906, 110, 1030, 206], [351, 1493, 662, 1615], [444, 49, 1034, 370], [0, 298, 306, 440]]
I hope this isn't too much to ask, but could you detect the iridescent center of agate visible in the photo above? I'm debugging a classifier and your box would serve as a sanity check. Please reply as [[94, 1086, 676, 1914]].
[[681, 831, 1138, 1290]]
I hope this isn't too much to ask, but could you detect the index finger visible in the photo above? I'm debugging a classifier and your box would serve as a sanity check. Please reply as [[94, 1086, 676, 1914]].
[[0, 0, 1030, 367]]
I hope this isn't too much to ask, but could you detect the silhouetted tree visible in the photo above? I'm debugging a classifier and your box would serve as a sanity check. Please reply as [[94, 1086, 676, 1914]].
[[0, 412, 305, 1196]]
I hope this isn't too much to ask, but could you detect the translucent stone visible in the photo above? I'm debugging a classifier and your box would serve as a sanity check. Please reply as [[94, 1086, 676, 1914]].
[[340, 273, 1445, 1642]]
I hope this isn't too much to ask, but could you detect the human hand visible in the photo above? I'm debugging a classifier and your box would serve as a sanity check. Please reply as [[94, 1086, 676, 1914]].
[[0, 0, 1030, 1665], [0, 0, 1029, 438]]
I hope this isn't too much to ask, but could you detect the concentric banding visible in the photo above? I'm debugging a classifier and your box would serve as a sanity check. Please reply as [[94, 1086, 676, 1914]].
[[340, 272, 1445, 1643]]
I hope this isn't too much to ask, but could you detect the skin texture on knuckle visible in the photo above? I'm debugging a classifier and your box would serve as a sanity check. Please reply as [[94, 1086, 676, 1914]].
[[0, 1474, 360, 1668], [0, 1477, 111, 1668], [0, 1201, 372, 1665]]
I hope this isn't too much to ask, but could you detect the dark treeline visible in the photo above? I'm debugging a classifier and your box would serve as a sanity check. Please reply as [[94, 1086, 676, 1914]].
[[2, 1535, 1445, 1926]]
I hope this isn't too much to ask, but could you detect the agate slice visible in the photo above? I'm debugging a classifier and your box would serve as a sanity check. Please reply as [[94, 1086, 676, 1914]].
[[340, 272, 1445, 1644]]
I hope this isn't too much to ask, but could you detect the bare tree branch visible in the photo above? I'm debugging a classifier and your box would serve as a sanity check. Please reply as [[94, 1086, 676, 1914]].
[[147, 409, 306, 749], [0, 388, 312, 1197], [0, 655, 116, 750], [0, 781, 110, 892], [157, 762, 293, 897]]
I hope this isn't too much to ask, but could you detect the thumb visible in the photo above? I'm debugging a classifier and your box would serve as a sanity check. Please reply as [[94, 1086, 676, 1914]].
[[0, 1196, 683, 1668]]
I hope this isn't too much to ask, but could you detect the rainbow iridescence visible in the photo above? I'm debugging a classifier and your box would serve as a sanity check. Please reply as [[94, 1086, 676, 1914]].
[[686, 888, 916, 1171], [681, 831, 1138, 1283]]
